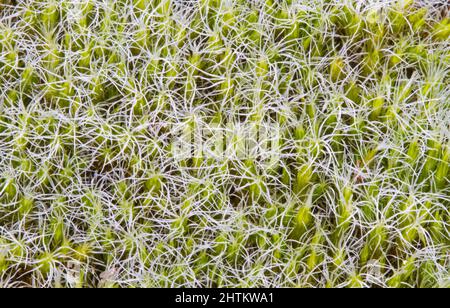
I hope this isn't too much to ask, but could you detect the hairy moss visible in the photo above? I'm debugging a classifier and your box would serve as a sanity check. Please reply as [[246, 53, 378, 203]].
[[0, 0, 448, 288]]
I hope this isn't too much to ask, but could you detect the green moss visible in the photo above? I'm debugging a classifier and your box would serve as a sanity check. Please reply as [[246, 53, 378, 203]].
[[0, 0, 447, 289]]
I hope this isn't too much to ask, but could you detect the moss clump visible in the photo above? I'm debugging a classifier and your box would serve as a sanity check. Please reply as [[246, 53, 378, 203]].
[[0, 0, 448, 288]]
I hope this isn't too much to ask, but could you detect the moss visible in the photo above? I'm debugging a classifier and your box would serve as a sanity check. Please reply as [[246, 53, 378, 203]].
[[0, 0, 447, 289]]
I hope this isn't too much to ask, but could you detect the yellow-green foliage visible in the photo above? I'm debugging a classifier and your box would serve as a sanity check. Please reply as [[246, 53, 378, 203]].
[[0, 0, 448, 288]]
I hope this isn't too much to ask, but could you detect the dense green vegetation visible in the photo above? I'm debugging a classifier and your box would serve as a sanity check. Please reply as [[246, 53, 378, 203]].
[[0, 0, 448, 287]]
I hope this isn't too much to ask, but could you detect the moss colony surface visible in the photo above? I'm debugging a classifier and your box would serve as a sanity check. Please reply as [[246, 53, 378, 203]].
[[0, 0, 449, 288]]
